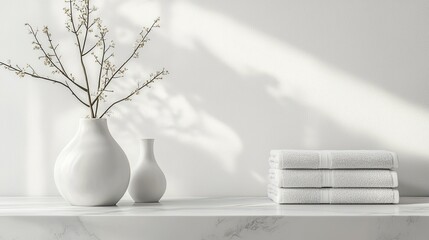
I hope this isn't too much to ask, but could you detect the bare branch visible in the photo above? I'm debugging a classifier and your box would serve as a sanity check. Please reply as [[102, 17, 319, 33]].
[[109, 18, 159, 81], [27, 25, 65, 76], [42, 25, 88, 91], [92, 18, 160, 106], [1, 0, 167, 119], [0, 61, 89, 107], [82, 43, 97, 56], [99, 69, 167, 118], [94, 32, 107, 117], [69, 0, 95, 118], [81, 0, 91, 53]]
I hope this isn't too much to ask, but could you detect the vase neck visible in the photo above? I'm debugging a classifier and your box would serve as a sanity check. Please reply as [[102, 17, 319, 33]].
[[140, 139, 155, 161], [78, 118, 110, 136]]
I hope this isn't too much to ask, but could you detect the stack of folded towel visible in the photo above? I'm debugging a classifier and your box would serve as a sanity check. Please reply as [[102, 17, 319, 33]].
[[268, 150, 399, 204]]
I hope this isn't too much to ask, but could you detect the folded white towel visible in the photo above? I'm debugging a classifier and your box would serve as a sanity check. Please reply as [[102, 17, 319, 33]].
[[270, 150, 398, 169], [267, 184, 399, 204], [269, 169, 398, 188]]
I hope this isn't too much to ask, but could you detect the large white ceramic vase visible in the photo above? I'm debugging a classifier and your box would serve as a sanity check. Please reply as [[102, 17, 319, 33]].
[[54, 118, 130, 206]]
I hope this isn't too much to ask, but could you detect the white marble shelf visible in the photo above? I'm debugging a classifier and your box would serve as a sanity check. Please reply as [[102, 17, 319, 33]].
[[0, 196, 428, 216], [1, 197, 429, 240]]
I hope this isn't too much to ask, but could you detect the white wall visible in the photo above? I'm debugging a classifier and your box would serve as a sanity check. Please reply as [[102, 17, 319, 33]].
[[1, 0, 429, 197]]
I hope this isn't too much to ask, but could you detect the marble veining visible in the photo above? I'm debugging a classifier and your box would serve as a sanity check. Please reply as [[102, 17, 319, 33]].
[[203, 217, 283, 240]]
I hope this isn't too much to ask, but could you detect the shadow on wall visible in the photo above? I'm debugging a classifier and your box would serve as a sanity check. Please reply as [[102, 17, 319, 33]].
[[106, 0, 429, 196], [1, 0, 429, 196]]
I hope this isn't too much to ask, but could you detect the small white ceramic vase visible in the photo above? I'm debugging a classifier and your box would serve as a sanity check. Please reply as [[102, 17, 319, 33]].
[[54, 118, 130, 206], [129, 139, 166, 203]]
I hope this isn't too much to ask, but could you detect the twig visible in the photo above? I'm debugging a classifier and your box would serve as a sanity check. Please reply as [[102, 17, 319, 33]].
[[91, 18, 159, 106], [0, 61, 89, 107], [42, 25, 88, 91], [27, 24, 87, 92], [82, 43, 97, 56], [69, 0, 95, 118], [94, 32, 107, 117], [81, 0, 91, 53], [99, 69, 166, 118]]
